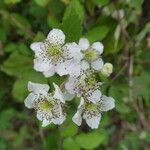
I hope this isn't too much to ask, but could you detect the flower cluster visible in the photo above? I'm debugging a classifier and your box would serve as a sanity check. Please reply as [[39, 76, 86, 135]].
[[25, 28, 115, 129]]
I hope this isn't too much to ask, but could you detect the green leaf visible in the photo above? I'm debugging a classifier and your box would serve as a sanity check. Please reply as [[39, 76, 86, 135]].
[[34, 0, 50, 7], [130, 0, 143, 9], [4, 0, 21, 4], [60, 0, 84, 42], [94, 0, 110, 6], [63, 137, 80, 150], [11, 13, 31, 29], [0, 109, 17, 130], [61, 122, 78, 137], [104, 32, 124, 55], [133, 71, 150, 98], [110, 84, 131, 114], [85, 26, 109, 42], [47, 15, 60, 28], [75, 131, 107, 149], [1, 52, 47, 101], [1, 51, 33, 77]]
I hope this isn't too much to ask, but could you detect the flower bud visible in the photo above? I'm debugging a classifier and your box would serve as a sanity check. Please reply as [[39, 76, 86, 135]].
[[101, 63, 113, 77]]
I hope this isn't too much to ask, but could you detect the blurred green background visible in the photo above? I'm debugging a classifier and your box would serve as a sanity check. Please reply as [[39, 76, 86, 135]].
[[0, 0, 150, 149]]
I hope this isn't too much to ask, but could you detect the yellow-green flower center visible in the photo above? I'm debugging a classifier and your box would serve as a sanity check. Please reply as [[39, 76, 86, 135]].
[[86, 103, 97, 110], [48, 45, 61, 57], [85, 49, 98, 62], [39, 101, 53, 111]]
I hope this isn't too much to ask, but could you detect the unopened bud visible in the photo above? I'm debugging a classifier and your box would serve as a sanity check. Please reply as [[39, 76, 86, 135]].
[[101, 63, 113, 77]]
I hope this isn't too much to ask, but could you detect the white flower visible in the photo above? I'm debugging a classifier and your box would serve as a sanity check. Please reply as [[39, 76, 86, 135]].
[[30, 29, 83, 77], [79, 38, 104, 71], [101, 63, 113, 77], [24, 81, 68, 127], [72, 95, 115, 129], [65, 70, 102, 104]]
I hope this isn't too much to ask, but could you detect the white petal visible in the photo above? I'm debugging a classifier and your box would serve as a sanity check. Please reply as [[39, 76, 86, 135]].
[[79, 38, 90, 51], [85, 114, 101, 129], [79, 98, 85, 107], [34, 58, 51, 72], [63, 92, 75, 101], [100, 95, 115, 111], [66, 61, 81, 77], [43, 68, 55, 77], [56, 62, 68, 76], [81, 60, 90, 71], [87, 89, 102, 103], [36, 111, 43, 121], [47, 28, 65, 45], [91, 42, 104, 54], [65, 77, 76, 94], [42, 118, 51, 127], [91, 58, 104, 70], [52, 115, 66, 125], [30, 42, 44, 57], [24, 93, 36, 109], [72, 110, 82, 126], [53, 83, 65, 103], [63, 42, 83, 61], [28, 81, 49, 94]]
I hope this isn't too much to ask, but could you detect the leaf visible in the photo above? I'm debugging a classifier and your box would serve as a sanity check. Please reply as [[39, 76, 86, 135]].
[[130, 0, 144, 9], [45, 132, 59, 150], [34, 0, 50, 7], [61, 122, 78, 137], [85, 26, 109, 42], [133, 71, 150, 98], [110, 84, 131, 114], [94, 0, 110, 6], [1, 51, 33, 77], [4, 0, 21, 4], [63, 137, 80, 150], [75, 131, 107, 149], [0, 109, 17, 130], [60, 0, 84, 42], [104, 32, 124, 55], [47, 15, 60, 28], [1, 52, 47, 101]]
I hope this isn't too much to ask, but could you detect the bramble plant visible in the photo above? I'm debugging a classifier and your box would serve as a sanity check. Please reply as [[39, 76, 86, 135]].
[[24, 28, 115, 129]]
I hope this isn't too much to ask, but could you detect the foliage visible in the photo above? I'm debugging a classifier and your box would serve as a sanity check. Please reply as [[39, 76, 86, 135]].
[[0, 0, 149, 149]]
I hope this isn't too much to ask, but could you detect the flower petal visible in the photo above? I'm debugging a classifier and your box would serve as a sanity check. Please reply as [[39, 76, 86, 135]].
[[63, 92, 75, 101], [52, 115, 66, 125], [72, 110, 82, 126], [63, 42, 83, 61], [43, 68, 55, 77], [42, 118, 51, 127], [100, 95, 115, 111], [65, 77, 76, 94], [91, 42, 104, 54], [24, 93, 36, 109], [91, 58, 104, 70], [66, 61, 81, 77], [34, 58, 51, 72], [53, 83, 65, 103], [87, 89, 102, 103], [55, 62, 68, 76], [85, 113, 101, 129], [36, 111, 43, 121], [30, 42, 44, 57], [28, 81, 49, 94], [81, 60, 90, 71], [72, 98, 84, 126], [79, 38, 90, 51], [47, 28, 65, 45]]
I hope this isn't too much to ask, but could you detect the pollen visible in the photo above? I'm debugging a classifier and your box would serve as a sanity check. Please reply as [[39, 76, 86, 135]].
[[84, 49, 98, 62], [48, 45, 61, 56]]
